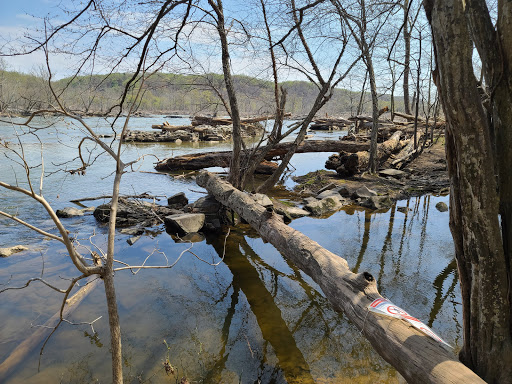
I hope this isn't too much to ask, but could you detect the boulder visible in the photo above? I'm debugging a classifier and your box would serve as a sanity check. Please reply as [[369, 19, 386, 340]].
[[352, 186, 378, 199], [0, 245, 28, 258], [360, 196, 393, 210], [317, 190, 343, 200], [56, 207, 84, 218], [435, 202, 449, 212], [316, 183, 338, 194], [167, 192, 189, 207], [336, 185, 353, 197], [164, 213, 205, 235], [305, 196, 344, 216], [191, 196, 221, 214]]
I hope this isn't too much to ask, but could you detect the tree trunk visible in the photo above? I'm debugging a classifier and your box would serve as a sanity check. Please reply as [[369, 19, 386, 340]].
[[155, 140, 371, 172], [403, 0, 412, 115], [209, 0, 243, 189], [425, 1, 512, 382], [196, 171, 485, 384], [366, 47, 380, 174]]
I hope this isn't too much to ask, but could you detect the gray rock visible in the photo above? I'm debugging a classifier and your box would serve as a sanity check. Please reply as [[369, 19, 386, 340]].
[[164, 213, 205, 234], [303, 196, 318, 204], [379, 169, 407, 178], [0, 245, 28, 258], [127, 235, 142, 246], [305, 196, 344, 216], [352, 186, 378, 199], [280, 206, 311, 218], [56, 207, 84, 218], [360, 196, 393, 210], [167, 192, 189, 207], [252, 193, 273, 208], [192, 196, 221, 214], [336, 185, 353, 197], [435, 202, 449, 212], [317, 190, 343, 200], [316, 183, 337, 194]]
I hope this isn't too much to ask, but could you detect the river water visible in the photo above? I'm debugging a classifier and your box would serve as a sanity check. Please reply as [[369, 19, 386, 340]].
[[0, 116, 459, 383]]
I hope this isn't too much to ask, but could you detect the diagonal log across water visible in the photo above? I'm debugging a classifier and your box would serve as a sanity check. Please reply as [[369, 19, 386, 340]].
[[155, 140, 369, 172], [196, 171, 484, 384]]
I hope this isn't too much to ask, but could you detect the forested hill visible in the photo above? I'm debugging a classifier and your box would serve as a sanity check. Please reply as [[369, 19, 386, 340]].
[[0, 71, 401, 116]]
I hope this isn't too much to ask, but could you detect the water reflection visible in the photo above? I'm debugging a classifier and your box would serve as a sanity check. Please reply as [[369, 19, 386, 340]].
[[207, 230, 315, 383], [1, 187, 457, 383]]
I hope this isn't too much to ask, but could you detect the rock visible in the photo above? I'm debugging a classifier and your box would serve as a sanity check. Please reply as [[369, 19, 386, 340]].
[[352, 186, 378, 199], [252, 193, 273, 208], [305, 196, 344, 216], [379, 168, 407, 179], [303, 197, 318, 204], [435, 202, 449, 212], [336, 185, 353, 197], [317, 183, 337, 194], [56, 207, 84, 218], [202, 218, 223, 233], [120, 228, 144, 236], [175, 139, 183, 145], [164, 213, 205, 235], [0, 245, 28, 257], [191, 196, 221, 214], [317, 190, 343, 200], [279, 206, 310, 218], [360, 196, 393, 210], [167, 192, 189, 207], [127, 235, 142, 246]]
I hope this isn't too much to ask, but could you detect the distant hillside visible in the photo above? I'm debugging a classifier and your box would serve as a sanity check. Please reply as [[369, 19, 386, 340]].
[[0, 70, 403, 116]]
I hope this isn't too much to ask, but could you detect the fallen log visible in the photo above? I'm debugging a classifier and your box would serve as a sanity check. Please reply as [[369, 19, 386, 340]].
[[0, 277, 101, 381], [155, 140, 371, 173], [191, 113, 291, 126], [196, 171, 484, 384], [326, 131, 404, 176], [394, 111, 425, 122]]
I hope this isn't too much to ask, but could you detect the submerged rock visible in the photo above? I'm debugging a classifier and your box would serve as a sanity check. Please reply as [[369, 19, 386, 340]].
[[56, 207, 85, 218], [435, 202, 449, 212], [0, 245, 28, 258]]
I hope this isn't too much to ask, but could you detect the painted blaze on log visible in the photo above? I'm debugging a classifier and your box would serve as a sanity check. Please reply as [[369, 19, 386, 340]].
[[196, 171, 485, 383]]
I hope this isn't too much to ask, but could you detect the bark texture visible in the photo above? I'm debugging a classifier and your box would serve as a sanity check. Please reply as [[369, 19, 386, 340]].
[[425, 0, 512, 382], [196, 171, 485, 384]]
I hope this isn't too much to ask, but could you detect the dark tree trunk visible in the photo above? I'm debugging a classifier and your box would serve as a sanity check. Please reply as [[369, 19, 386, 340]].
[[424, 0, 512, 382]]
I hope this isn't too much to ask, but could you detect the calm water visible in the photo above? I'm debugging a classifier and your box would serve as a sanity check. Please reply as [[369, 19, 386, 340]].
[[0, 116, 458, 383]]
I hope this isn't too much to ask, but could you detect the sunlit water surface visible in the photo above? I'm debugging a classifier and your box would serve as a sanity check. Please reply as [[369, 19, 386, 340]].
[[0, 116, 458, 383]]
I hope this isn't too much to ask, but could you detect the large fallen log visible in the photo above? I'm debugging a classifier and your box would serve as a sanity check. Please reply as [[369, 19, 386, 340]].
[[191, 113, 291, 126], [0, 277, 101, 381], [196, 171, 484, 384], [155, 140, 370, 173], [326, 131, 404, 176]]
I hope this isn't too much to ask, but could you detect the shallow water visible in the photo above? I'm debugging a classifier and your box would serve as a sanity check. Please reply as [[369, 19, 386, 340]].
[[0, 116, 458, 383]]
